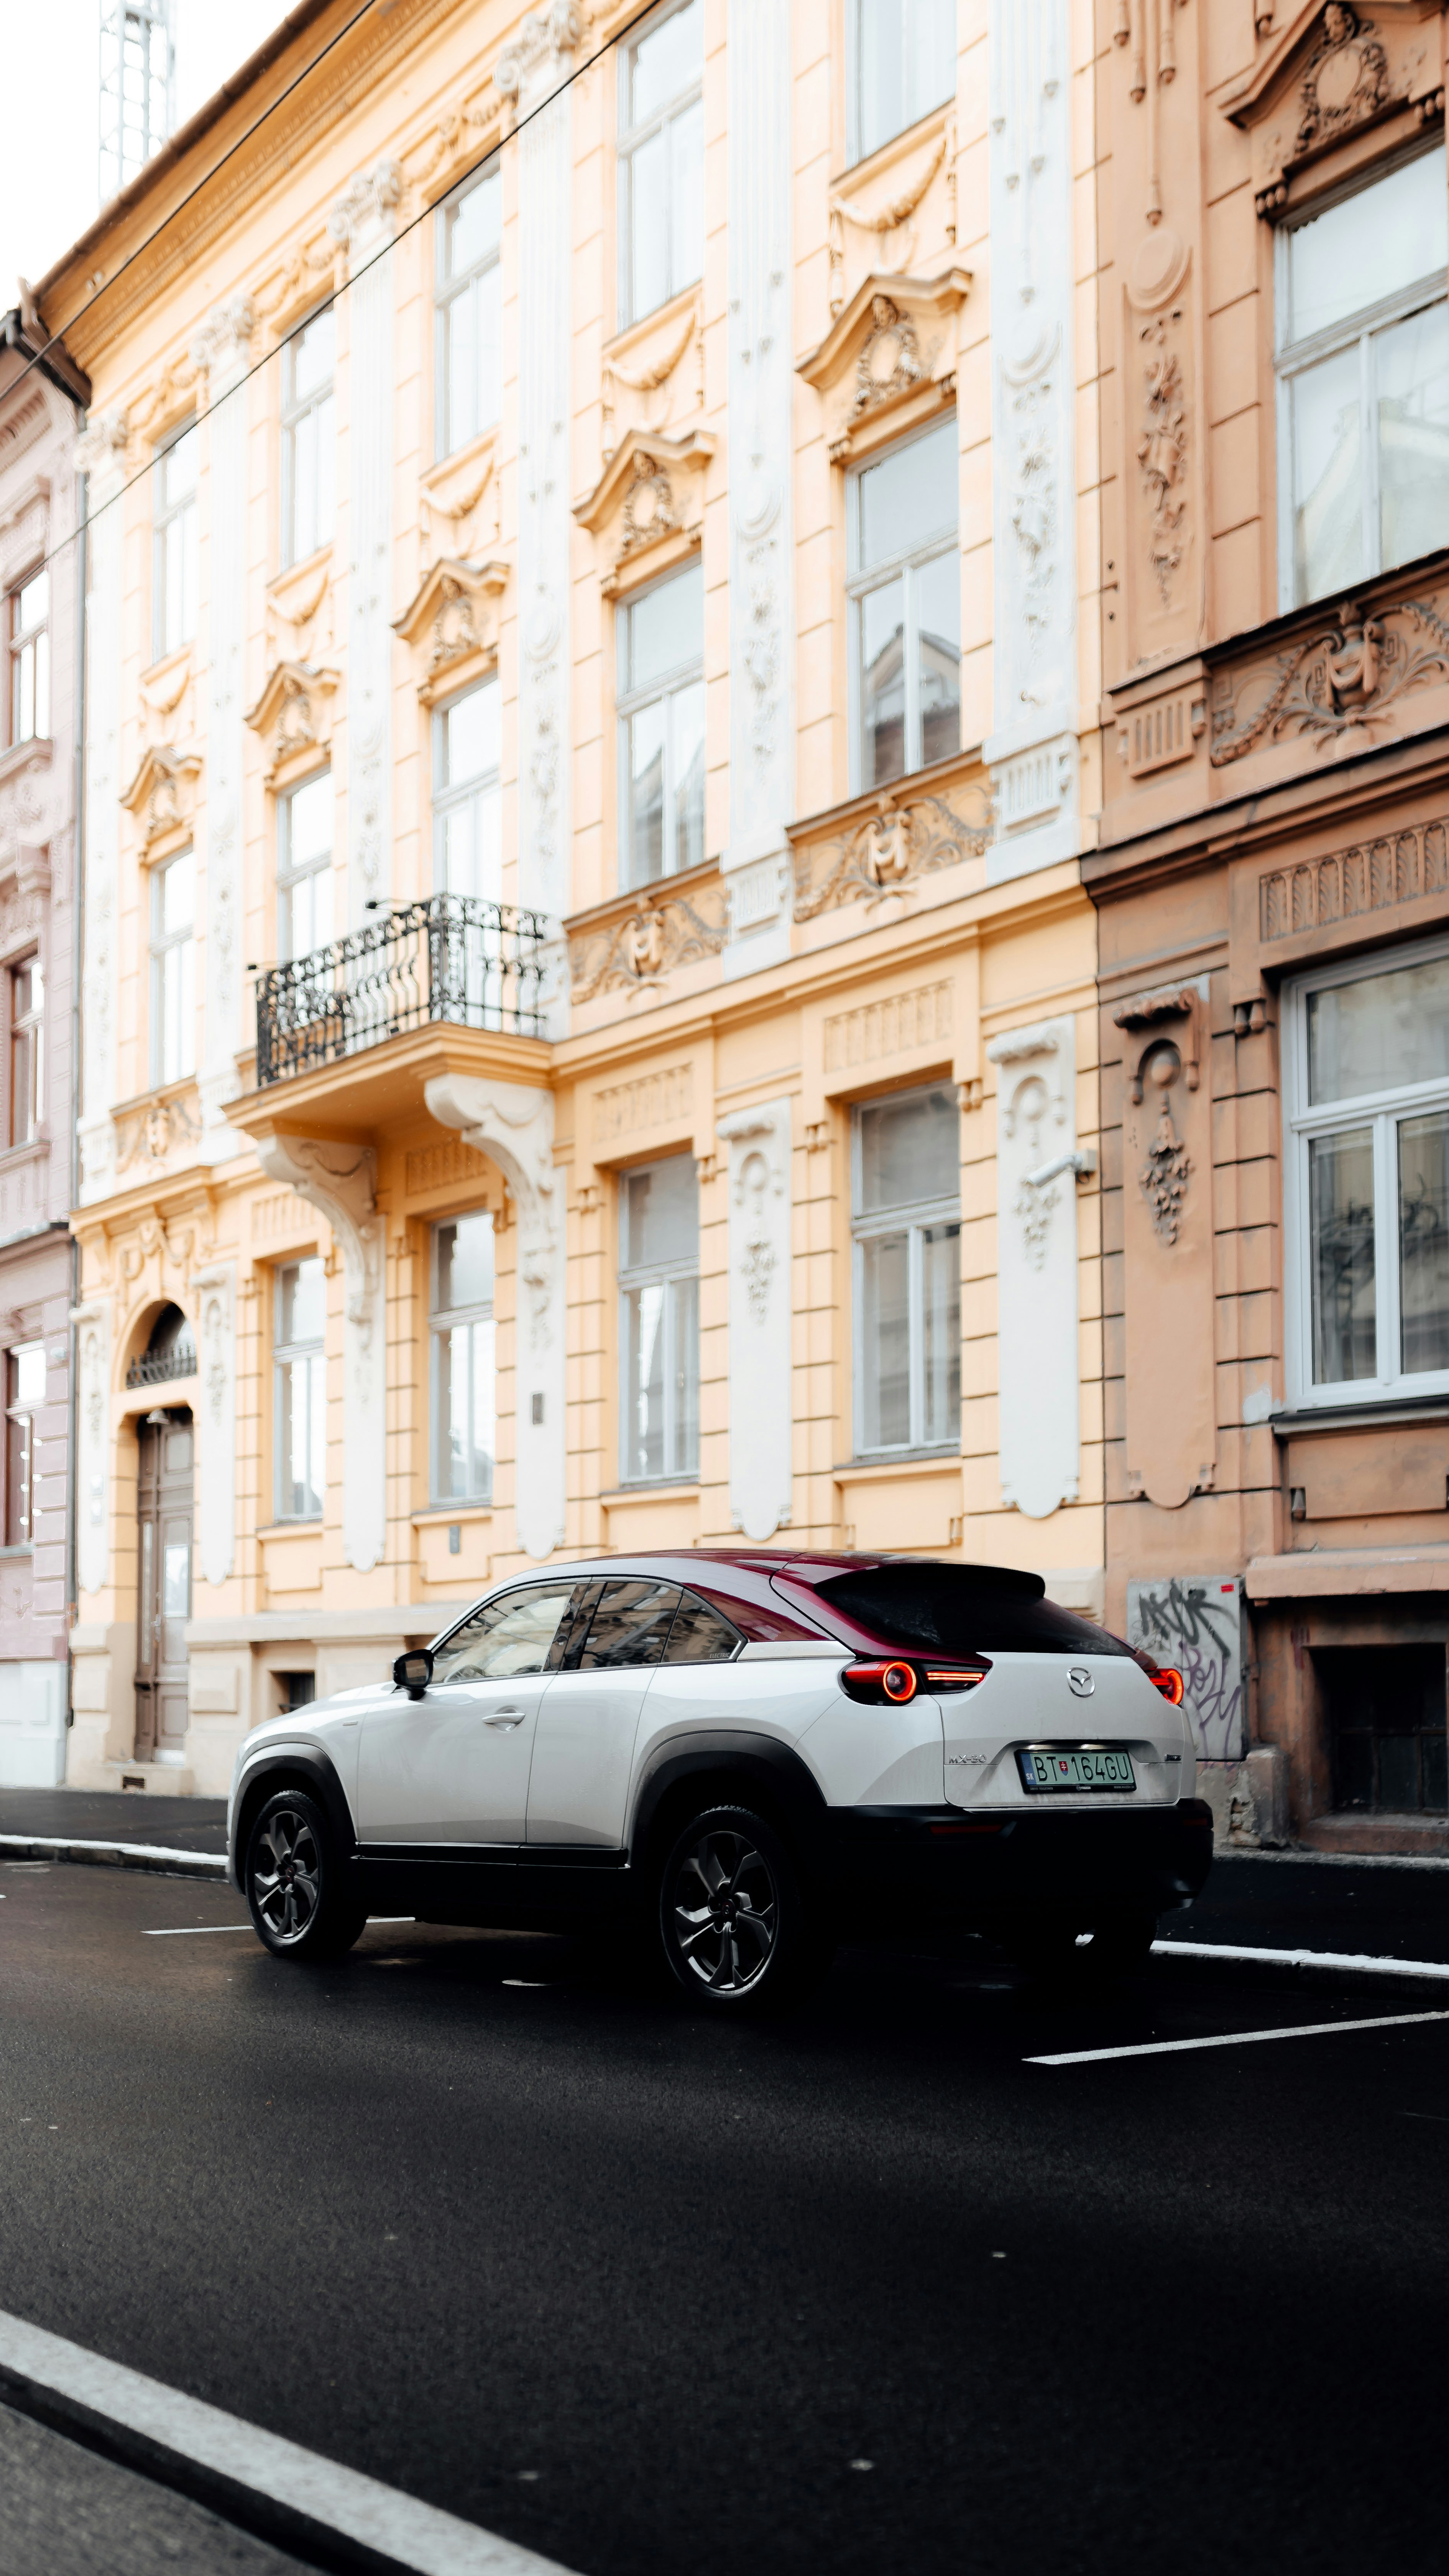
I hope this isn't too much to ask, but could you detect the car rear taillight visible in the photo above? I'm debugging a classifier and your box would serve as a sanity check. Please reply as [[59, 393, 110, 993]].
[[839, 1660, 989, 1705], [1134, 1646, 1185, 1706]]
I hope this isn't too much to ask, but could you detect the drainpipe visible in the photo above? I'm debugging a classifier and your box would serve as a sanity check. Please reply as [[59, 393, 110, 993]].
[[65, 441, 88, 1741]]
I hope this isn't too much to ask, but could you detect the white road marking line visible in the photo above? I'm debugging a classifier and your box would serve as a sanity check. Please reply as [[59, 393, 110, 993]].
[[1027, 2008, 1449, 2067], [0, 2306, 580, 2576], [1155, 1937, 1449, 1981]]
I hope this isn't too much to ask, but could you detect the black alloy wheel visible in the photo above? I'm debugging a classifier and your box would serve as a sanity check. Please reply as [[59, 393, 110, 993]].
[[658, 1804, 826, 2011], [245, 1789, 366, 1961]]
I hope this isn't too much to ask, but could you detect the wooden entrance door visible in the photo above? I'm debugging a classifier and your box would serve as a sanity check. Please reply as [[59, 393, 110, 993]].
[[135, 1410, 194, 1763]]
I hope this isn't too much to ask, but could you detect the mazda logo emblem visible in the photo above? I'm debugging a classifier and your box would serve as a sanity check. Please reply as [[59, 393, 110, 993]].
[[1067, 1666, 1094, 1698]]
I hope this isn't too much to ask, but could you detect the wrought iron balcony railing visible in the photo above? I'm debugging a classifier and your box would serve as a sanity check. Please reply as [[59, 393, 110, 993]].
[[255, 895, 549, 1089], [125, 1342, 196, 1389]]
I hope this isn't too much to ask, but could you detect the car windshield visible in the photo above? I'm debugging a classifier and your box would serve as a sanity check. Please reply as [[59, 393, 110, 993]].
[[805, 1564, 1134, 1659]]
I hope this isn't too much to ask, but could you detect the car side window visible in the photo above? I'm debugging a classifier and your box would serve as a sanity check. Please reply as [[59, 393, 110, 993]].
[[432, 1582, 578, 1683], [662, 1591, 741, 1663], [573, 1577, 681, 1669]]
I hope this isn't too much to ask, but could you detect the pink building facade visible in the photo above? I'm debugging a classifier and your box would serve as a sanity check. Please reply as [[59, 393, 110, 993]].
[[0, 304, 89, 1783]]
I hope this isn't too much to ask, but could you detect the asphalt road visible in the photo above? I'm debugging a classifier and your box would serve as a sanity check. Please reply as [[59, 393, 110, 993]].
[[3, 1857, 1449, 2576]]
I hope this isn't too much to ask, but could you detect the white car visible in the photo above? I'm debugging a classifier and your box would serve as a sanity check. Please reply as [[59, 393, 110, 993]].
[[227, 1552, 1212, 2010]]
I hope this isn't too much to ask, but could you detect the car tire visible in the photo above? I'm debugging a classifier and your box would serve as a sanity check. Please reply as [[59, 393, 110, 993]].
[[244, 1789, 366, 1962], [1014, 1908, 1158, 1981], [657, 1803, 828, 2012]]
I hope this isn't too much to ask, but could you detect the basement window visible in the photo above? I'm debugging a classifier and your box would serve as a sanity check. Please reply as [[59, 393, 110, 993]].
[[1318, 1644, 1449, 1814]]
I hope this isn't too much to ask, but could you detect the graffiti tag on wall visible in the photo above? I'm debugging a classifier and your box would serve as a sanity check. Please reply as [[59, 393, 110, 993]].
[[1126, 1576, 1247, 1763]]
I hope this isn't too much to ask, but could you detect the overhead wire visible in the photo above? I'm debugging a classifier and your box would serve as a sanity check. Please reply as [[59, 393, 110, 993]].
[[20, 0, 653, 579]]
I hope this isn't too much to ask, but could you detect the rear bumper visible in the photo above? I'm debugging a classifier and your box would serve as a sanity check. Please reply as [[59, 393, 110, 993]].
[[820, 1797, 1214, 1929]]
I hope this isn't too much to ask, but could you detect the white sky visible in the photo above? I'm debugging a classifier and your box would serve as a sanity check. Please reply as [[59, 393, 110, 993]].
[[2, 1, 287, 302]]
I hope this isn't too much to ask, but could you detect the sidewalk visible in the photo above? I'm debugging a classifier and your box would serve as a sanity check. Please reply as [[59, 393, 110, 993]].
[[1178, 1849, 1449, 1965], [0, 1788, 227, 1863]]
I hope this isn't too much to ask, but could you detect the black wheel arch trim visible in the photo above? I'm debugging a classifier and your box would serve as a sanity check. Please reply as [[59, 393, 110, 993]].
[[628, 1731, 829, 1873], [229, 1748, 356, 1890]]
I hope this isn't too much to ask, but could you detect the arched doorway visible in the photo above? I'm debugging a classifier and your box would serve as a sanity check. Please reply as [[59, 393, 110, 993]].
[[131, 1311, 196, 1766]]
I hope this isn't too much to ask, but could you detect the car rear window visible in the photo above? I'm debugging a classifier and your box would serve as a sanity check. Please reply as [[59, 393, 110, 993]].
[[804, 1565, 1134, 1660]]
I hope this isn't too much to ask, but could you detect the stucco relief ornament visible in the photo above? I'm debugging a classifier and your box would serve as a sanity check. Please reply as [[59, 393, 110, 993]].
[[1138, 1051, 1192, 1246], [1138, 319, 1188, 608], [619, 452, 680, 561], [1296, 7, 1389, 155], [849, 297, 925, 425], [1211, 595, 1449, 762], [429, 574, 480, 673], [793, 787, 990, 921], [1014, 1175, 1060, 1273], [734, 1144, 782, 1325]]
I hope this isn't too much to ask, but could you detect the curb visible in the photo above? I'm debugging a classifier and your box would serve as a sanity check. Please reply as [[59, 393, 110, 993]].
[[0, 1833, 227, 1882]]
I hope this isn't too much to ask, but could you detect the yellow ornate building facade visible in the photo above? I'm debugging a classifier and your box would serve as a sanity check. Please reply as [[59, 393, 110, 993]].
[[36, 0, 1109, 1794]]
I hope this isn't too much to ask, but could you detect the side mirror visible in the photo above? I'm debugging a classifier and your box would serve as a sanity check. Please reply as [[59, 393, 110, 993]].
[[393, 1648, 434, 1700]]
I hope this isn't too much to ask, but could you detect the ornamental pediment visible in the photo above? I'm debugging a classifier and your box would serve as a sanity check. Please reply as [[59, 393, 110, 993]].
[[1219, 3, 1444, 214], [573, 425, 715, 595], [392, 557, 508, 701], [120, 743, 202, 848], [244, 661, 338, 782], [797, 268, 969, 461]]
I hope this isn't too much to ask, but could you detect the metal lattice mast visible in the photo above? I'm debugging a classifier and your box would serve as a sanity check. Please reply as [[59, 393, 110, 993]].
[[99, 0, 177, 205]]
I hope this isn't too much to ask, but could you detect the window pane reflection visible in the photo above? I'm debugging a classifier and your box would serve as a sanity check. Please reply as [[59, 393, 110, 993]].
[[1399, 1112, 1449, 1376], [861, 1230, 910, 1451], [1292, 346, 1364, 605], [1309, 1127, 1376, 1383], [1377, 301, 1449, 574]]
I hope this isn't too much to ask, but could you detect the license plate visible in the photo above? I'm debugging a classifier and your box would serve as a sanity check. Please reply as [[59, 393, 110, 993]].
[[1017, 1746, 1136, 1793]]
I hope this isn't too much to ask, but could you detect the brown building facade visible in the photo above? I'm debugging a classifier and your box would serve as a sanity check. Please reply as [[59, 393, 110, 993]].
[[1090, 0, 1449, 1852]]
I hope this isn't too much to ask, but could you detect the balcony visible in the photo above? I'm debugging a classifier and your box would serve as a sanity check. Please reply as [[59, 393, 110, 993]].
[[255, 896, 549, 1089]]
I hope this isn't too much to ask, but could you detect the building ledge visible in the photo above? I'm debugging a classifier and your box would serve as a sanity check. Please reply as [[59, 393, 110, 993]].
[[184, 1603, 475, 1649], [1246, 1546, 1449, 1600], [226, 1021, 553, 1145]]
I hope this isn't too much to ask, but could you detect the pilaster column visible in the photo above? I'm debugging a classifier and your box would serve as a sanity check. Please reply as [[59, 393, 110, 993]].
[[253, 1133, 387, 1574], [191, 297, 255, 1154], [985, 1017, 1084, 1519], [72, 1297, 112, 1597], [75, 412, 128, 1206], [717, 1100, 794, 1541], [723, 0, 795, 979], [330, 160, 401, 925], [424, 1074, 565, 1563], [497, 15, 579, 944], [986, 0, 1079, 884], [192, 1262, 237, 1589]]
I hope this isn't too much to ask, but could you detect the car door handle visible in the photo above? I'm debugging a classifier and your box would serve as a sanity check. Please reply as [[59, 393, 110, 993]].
[[484, 1708, 527, 1728]]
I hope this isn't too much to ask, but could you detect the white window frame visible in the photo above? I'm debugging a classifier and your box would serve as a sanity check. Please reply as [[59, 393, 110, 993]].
[[846, 0, 957, 169], [280, 304, 335, 572], [1284, 928, 1449, 1410], [432, 680, 501, 897], [7, 567, 48, 749], [9, 952, 42, 1147], [4, 1339, 44, 1548], [148, 848, 195, 1089], [616, 0, 703, 328], [846, 415, 960, 797], [273, 1260, 325, 1523], [151, 415, 198, 662], [429, 1215, 496, 1505], [618, 1155, 700, 1487], [434, 158, 502, 462], [277, 767, 333, 963], [1274, 140, 1449, 615], [616, 563, 706, 891], [851, 1084, 961, 1459]]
